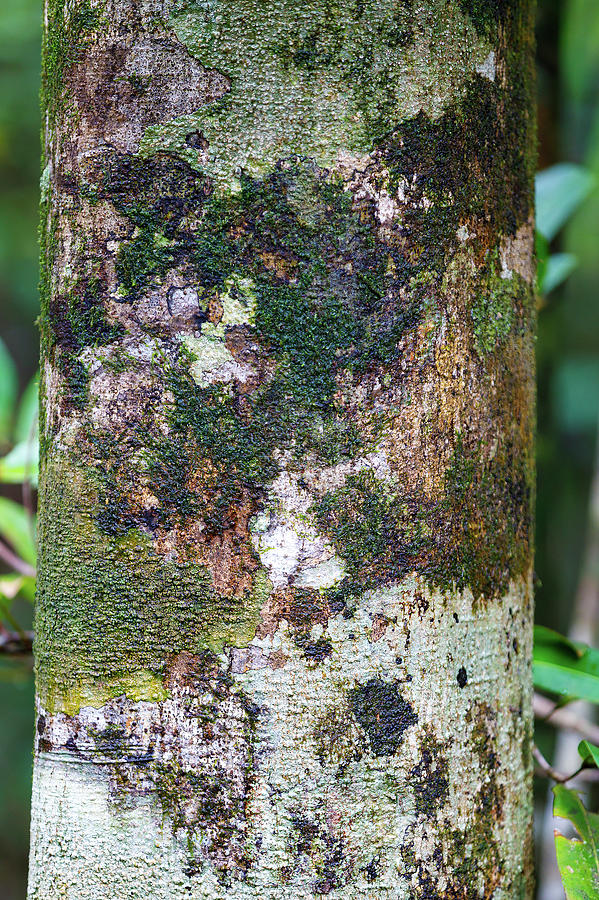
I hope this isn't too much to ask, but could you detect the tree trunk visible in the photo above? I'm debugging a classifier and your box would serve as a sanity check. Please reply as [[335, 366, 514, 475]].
[[29, 1, 537, 897]]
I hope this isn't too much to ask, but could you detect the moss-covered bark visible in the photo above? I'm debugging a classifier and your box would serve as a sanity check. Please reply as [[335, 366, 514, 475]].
[[30, 1, 536, 897]]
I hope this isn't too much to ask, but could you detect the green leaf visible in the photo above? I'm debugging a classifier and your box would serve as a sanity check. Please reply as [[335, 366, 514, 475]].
[[534, 627, 599, 703], [0, 575, 24, 601], [14, 374, 38, 444], [541, 253, 579, 295], [0, 496, 35, 564], [552, 358, 599, 433], [18, 575, 35, 603], [536, 163, 595, 242], [0, 336, 18, 445], [535, 625, 586, 658], [578, 741, 599, 768], [0, 439, 39, 485], [553, 785, 599, 900]]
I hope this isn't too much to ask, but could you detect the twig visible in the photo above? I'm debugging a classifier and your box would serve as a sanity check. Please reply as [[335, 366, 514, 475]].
[[534, 692, 599, 745], [0, 629, 34, 655], [532, 744, 596, 784], [0, 537, 36, 578]]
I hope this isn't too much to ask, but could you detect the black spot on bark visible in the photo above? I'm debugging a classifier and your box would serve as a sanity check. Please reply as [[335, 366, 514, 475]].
[[294, 634, 333, 664], [410, 747, 449, 817], [362, 856, 380, 882], [141, 507, 161, 532], [185, 130, 209, 150], [349, 678, 417, 756], [457, 666, 468, 688], [289, 813, 348, 894]]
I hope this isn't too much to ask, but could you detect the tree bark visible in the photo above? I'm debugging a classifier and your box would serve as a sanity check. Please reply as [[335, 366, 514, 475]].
[[29, 1, 537, 897]]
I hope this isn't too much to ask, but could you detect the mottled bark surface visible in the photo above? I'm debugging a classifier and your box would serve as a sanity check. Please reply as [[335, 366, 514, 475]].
[[30, 1, 537, 897]]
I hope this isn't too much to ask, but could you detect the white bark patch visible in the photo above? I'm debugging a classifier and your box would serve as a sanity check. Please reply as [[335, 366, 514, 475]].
[[182, 275, 258, 387], [182, 330, 255, 388], [29, 577, 533, 899], [500, 222, 536, 285], [475, 50, 496, 81], [167, 286, 200, 318], [250, 451, 392, 590]]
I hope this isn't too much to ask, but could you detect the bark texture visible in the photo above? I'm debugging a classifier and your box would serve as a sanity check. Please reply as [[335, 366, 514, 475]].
[[30, 1, 537, 897]]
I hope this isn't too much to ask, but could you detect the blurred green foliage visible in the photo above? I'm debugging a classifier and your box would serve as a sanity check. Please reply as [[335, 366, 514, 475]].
[[0, 0, 40, 381], [0, 0, 598, 897]]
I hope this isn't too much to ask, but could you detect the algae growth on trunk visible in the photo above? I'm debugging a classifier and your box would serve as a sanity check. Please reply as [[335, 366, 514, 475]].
[[29, 1, 537, 897]]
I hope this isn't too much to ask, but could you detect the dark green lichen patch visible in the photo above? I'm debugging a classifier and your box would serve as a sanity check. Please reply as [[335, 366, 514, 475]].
[[314, 471, 431, 587], [409, 732, 450, 818], [287, 809, 350, 894], [43, 0, 102, 128], [80, 154, 426, 549], [349, 679, 417, 756], [379, 72, 535, 296], [293, 633, 333, 666], [362, 856, 381, 883], [92, 152, 212, 302], [314, 431, 532, 602], [48, 274, 124, 405], [458, 0, 506, 32], [148, 364, 279, 537], [46, 274, 125, 410]]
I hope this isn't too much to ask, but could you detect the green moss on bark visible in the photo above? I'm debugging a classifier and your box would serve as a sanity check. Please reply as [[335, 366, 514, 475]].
[[314, 434, 532, 603], [43, 0, 102, 129], [35, 454, 268, 713], [141, 0, 495, 181]]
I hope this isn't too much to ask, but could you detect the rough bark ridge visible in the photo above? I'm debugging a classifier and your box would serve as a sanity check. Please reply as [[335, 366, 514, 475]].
[[29, 1, 537, 897]]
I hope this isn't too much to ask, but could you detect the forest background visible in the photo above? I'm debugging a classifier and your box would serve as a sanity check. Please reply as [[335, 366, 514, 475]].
[[0, 0, 598, 896]]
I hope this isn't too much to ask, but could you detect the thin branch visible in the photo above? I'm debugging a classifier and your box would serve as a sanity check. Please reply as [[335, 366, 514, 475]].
[[0, 537, 36, 578], [534, 692, 599, 745], [533, 745, 584, 783], [0, 629, 33, 655], [534, 744, 599, 784]]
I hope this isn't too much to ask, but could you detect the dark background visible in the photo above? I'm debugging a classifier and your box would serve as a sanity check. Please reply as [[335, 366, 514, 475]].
[[1, 0, 598, 895]]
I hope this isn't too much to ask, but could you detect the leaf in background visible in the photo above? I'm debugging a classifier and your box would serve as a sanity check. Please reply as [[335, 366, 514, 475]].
[[535, 625, 586, 658], [536, 230, 549, 293], [578, 741, 599, 768], [17, 575, 35, 603], [553, 784, 599, 900], [14, 374, 38, 444], [542, 253, 579, 295], [536, 163, 595, 243], [0, 575, 24, 601], [552, 358, 599, 433], [0, 496, 35, 565], [534, 627, 599, 702], [0, 336, 18, 446], [0, 440, 39, 486]]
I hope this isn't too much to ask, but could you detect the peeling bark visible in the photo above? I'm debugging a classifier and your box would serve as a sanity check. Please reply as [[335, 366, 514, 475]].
[[30, 1, 537, 897]]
